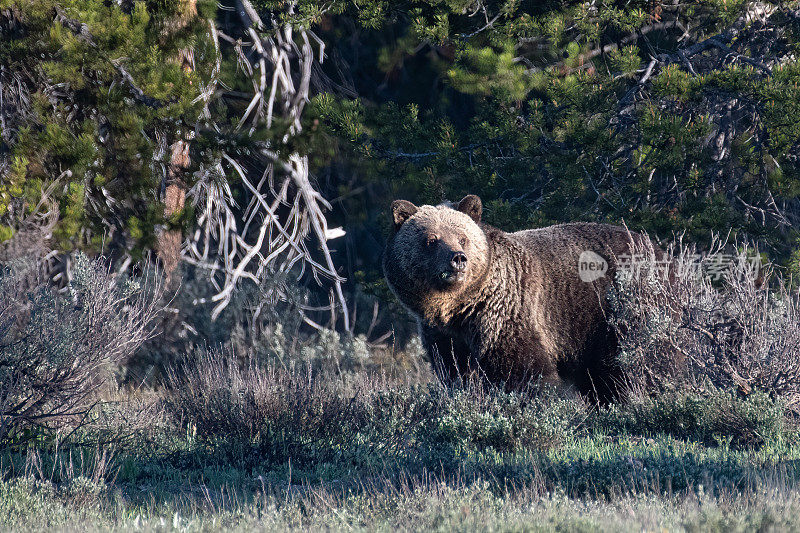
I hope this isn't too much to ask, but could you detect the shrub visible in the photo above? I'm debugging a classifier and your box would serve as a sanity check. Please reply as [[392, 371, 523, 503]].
[[166, 350, 586, 472], [594, 389, 787, 449], [413, 384, 584, 461], [165, 350, 379, 467], [131, 265, 427, 385], [0, 253, 162, 448], [609, 237, 800, 412]]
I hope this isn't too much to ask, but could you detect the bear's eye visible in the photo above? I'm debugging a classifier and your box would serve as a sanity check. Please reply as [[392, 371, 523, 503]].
[[459, 237, 467, 247], [426, 236, 438, 247]]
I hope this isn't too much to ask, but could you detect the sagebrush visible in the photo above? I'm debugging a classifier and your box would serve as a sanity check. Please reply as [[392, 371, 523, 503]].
[[0, 253, 161, 448], [610, 236, 800, 411]]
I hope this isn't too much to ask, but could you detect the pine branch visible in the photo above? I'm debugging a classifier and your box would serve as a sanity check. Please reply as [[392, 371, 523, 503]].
[[53, 5, 166, 108]]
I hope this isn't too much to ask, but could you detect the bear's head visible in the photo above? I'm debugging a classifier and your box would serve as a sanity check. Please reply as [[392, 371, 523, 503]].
[[383, 195, 490, 315]]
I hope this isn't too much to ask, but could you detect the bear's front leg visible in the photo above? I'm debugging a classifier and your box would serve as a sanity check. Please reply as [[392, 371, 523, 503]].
[[418, 322, 474, 386]]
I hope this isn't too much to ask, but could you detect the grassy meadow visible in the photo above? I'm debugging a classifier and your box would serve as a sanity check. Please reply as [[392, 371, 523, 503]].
[[2, 1, 800, 530], [3, 374, 800, 532]]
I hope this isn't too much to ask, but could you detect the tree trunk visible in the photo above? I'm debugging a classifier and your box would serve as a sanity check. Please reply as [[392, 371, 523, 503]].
[[157, 0, 196, 281]]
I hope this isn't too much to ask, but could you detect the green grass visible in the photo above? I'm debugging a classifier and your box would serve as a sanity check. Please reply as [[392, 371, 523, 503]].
[[3, 375, 800, 532], [4, 474, 800, 532], [4, 245, 799, 530], [3, 444, 800, 532]]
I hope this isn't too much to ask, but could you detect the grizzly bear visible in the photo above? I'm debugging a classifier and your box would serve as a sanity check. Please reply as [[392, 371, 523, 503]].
[[383, 194, 653, 403]]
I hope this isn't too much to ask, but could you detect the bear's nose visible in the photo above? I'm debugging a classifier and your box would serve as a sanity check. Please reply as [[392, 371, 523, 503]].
[[451, 252, 467, 271]]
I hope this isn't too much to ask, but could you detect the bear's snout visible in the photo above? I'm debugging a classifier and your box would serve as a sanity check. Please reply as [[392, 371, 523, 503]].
[[450, 251, 467, 272]]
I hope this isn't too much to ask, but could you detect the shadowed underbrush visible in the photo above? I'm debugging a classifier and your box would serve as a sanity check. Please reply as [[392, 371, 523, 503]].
[[594, 389, 789, 449], [158, 350, 799, 499], [164, 349, 797, 473], [165, 351, 584, 473]]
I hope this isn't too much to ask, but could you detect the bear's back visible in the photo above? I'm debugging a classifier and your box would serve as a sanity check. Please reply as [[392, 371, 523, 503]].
[[510, 222, 641, 262]]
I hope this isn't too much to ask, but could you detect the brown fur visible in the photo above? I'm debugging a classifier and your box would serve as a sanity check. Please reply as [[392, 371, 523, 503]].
[[383, 195, 652, 403]]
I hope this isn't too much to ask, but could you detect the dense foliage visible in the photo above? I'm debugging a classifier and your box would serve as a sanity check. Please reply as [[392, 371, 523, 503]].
[[2, 0, 800, 305], [0, 0, 215, 258], [311, 0, 800, 288]]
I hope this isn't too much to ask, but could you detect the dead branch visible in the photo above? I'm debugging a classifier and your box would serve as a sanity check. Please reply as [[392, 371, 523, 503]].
[[184, 0, 349, 327]]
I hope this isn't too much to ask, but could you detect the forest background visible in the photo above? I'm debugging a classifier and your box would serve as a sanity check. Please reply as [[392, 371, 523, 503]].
[[2, 0, 799, 353]]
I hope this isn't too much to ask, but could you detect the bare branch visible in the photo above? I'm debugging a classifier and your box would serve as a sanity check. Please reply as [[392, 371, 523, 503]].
[[184, 2, 349, 327]]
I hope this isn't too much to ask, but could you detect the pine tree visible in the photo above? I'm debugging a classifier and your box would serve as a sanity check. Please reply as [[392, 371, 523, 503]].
[[313, 0, 800, 277], [0, 0, 213, 261], [2, 0, 799, 316]]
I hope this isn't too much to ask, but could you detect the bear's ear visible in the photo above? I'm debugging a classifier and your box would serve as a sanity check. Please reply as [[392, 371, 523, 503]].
[[391, 200, 418, 231], [457, 195, 482, 224]]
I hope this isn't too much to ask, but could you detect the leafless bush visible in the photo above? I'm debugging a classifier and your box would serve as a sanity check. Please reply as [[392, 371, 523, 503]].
[[165, 350, 409, 465], [0, 253, 163, 448], [609, 236, 800, 411], [0, 189, 58, 264], [83, 390, 169, 448]]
